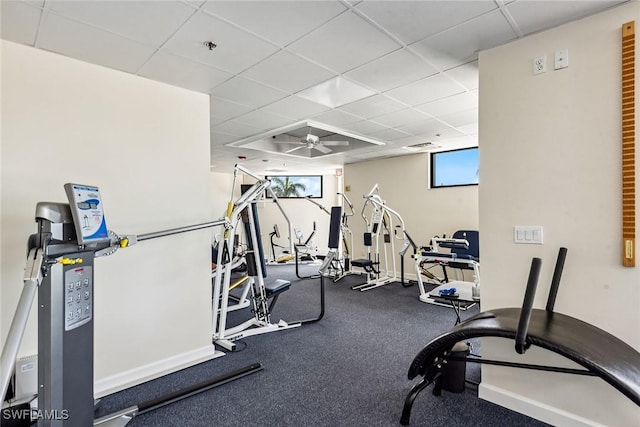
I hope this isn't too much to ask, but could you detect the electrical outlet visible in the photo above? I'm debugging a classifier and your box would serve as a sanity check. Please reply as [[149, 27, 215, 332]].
[[533, 56, 547, 75]]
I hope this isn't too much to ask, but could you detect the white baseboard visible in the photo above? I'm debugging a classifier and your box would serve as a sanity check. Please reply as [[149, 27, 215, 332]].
[[94, 345, 224, 398], [403, 271, 419, 281], [479, 382, 606, 427]]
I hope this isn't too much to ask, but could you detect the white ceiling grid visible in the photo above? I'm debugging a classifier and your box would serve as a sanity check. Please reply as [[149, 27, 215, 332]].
[[0, 0, 628, 173]]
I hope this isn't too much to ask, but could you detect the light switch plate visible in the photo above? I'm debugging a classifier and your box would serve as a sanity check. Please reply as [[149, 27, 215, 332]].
[[514, 226, 543, 244]]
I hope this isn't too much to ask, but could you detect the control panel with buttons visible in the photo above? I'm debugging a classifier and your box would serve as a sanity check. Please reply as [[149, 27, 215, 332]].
[[64, 266, 92, 331]]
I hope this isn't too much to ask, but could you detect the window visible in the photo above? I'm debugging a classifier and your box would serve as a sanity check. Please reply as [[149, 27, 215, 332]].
[[430, 147, 479, 188], [266, 175, 323, 198]]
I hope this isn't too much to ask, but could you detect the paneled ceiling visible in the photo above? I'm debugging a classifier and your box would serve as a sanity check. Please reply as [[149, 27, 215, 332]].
[[1, 0, 628, 174]]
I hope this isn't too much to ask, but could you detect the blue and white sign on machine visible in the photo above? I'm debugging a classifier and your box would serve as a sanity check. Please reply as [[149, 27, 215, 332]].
[[64, 183, 109, 245]]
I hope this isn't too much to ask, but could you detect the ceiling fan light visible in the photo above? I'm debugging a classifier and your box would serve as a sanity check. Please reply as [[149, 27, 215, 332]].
[[305, 134, 319, 144]]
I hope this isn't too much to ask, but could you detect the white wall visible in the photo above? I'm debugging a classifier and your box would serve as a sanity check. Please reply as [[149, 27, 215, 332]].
[[210, 172, 236, 219], [345, 154, 479, 274], [479, 2, 640, 425], [1, 41, 216, 394]]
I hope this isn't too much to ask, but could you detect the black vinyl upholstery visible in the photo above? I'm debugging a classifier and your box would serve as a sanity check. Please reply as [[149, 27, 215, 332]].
[[328, 206, 342, 249], [409, 307, 640, 406]]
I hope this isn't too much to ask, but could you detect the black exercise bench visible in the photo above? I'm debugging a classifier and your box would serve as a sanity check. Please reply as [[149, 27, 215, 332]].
[[401, 248, 640, 425], [264, 278, 291, 312]]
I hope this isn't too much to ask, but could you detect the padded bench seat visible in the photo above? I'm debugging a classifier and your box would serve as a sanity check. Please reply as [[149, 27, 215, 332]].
[[419, 251, 479, 262], [264, 279, 291, 297], [351, 259, 374, 268], [420, 251, 456, 259], [264, 278, 291, 312]]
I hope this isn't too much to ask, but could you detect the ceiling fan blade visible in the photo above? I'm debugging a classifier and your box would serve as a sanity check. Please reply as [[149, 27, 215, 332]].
[[272, 139, 301, 145], [286, 146, 305, 154], [321, 140, 349, 146], [314, 144, 332, 154]]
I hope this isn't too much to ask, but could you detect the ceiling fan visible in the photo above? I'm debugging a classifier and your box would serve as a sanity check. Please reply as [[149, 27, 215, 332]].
[[272, 132, 349, 154]]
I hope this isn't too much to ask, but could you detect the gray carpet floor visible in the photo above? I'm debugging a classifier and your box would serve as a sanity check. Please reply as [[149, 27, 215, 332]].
[[96, 263, 549, 426]]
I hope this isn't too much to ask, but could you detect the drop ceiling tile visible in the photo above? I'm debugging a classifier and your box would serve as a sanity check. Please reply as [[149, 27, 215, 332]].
[[20, 0, 45, 7], [260, 96, 330, 120], [310, 109, 364, 127], [344, 120, 386, 135], [416, 92, 477, 117], [214, 119, 263, 137], [438, 108, 478, 127], [338, 95, 406, 119], [211, 130, 239, 145], [241, 51, 336, 93], [418, 125, 466, 141], [355, 0, 497, 45], [433, 134, 478, 150], [138, 51, 233, 93], [288, 11, 401, 73], [458, 123, 478, 135], [506, 0, 625, 35], [392, 136, 430, 147], [385, 74, 464, 106], [210, 77, 288, 109], [211, 116, 226, 126], [38, 13, 158, 73], [396, 117, 443, 136], [202, 1, 346, 47], [297, 76, 376, 108], [369, 128, 411, 142], [233, 110, 294, 131], [47, 1, 194, 46], [443, 61, 479, 91], [163, 11, 279, 74], [210, 96, 253, 121], [370, 108, 430, 128], [345, 48, 438, 92], [410, 10, 517, 71], [1, 1, 41, 45], [350, 147, 409, 160], [210, 145, 243, 158]]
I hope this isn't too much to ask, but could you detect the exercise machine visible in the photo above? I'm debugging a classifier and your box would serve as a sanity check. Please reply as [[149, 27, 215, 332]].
[[213, 255, 252, 313], [296, 195, 357, 282], [398, 228, 419, 288], [211, 166, 324, 352], [268, 224, 294, 263], [350, 184, 411, 291], [328, 192, 358, 282], [0, 183, 262, 426], [400, 248, 640, 425], [293, 219, 318, 264], [264, 178, 295, 265], [294, 214, 321, 280], [414, 230, 480, 308]]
